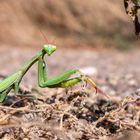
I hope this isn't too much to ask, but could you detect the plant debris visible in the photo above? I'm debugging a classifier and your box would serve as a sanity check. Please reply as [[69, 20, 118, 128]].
[[0, 88, 140, 140]]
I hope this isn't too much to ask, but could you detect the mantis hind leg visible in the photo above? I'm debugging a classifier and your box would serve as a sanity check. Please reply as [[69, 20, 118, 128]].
[[0, 87, 12, 102]]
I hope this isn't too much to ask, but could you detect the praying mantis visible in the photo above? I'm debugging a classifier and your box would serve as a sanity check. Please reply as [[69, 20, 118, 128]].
[[0, 45, 102, 102]]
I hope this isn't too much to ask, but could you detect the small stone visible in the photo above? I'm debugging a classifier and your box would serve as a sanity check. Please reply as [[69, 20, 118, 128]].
[[128, 79, 137, 86], [135, 88, 140, 96], [23, 138, 29, 140], [125, 74, 133, 80], [108, 76, 119, 86], [79, 66, 98, 76]]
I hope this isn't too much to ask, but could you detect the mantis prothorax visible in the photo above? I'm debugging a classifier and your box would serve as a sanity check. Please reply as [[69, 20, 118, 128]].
[[0, 45, 101, 102]]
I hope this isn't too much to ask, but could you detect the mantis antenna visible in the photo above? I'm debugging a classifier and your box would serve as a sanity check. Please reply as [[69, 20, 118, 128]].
[[38, 28, 49, 44], [38, 28, 56, 46]]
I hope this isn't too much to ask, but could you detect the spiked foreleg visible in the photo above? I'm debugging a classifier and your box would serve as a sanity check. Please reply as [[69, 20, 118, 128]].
[[37, 57, 100, 93], [47, 78, 82, 88], [38, 57, 78, 88]]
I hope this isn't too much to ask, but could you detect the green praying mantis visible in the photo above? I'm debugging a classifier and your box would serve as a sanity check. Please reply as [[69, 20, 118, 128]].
[[0, 45, 102, 102]]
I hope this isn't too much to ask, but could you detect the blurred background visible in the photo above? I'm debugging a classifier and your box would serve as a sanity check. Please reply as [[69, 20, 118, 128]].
[[0, 0, 140, 95], [0, 0, 139, 48]]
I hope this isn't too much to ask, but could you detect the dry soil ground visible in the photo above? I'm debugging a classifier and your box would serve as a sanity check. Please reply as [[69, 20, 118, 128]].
[[0, 46, 140, 140]]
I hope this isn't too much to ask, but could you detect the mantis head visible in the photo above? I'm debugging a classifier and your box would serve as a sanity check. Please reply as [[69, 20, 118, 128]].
[[43, 44, 56, 56]]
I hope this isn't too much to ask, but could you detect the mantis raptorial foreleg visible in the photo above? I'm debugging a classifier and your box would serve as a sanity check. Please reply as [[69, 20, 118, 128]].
[[0, 45, 103, 102], [38, 56, 98, 91]]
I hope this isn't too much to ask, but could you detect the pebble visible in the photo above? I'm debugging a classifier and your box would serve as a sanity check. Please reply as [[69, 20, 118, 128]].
[[79, 66, 98, 76], [134, 88, 140, 96], [128, 79, 137, 87]]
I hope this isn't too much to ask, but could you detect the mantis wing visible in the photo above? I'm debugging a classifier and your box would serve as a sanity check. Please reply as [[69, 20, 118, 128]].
[[0, 72, 20, 92]]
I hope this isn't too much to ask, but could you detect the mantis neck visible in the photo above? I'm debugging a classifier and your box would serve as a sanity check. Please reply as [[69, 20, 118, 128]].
[[19, 50, 43, 75]]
